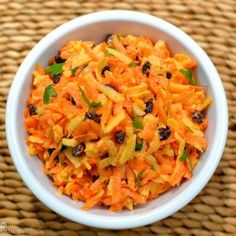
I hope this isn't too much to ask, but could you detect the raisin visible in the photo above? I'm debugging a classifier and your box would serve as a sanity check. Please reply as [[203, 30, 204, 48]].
[[192, 110, 204, 124], [166, 71, 172, 79], [105, 34, 112, 43], [71, 97, 76, 105], [144, 99, 153, 114], [28, 104, 37, 116], [158, 126, 171, 140], [51, 74, 60, 84], [92, 175, 99, 182], [142, 61, 151, 76], [54, 55, 66, 63], [101, 65, 110, 75], [85, 111, 101, 123], [60, 145, 67, 152], [102, 153, 109, 158], [230, 123, 236, 131], [72, 143, 85, 157], [114, 131, 126, 144], [54, 156, 59, 162], [91, 43, 96, 49], [48, 148, 55, 155]]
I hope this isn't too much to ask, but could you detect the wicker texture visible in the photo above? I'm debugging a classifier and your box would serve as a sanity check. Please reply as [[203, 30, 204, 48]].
[[0, 0, 236, 235]]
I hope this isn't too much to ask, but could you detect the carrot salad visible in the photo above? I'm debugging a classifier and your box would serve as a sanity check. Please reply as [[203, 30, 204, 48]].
[[24, 34, 212, 211]]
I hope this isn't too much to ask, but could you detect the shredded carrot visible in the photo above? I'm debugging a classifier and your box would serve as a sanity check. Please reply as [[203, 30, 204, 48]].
[[24, 34, 211, 211]]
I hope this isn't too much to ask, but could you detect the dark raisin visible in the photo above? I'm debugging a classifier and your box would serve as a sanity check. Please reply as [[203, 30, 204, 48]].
[[144, 99, 153, 114], [71, 97, 76, 105], [166, 71, 172, 79], [142, 61, 151, 76], [114, 131, 126, 144], [105, 34, 112, 43], [101, 65, 110, 75], [54, 156, 59, 162], [54, 55, 66, 63], [85, 111, 101, 123], [230, 123, 236, 131], [48, 148, 55, 155], [105, 84, 117, 91], [101, 152, 109, 159], [51, 74, 60, 84], [192, 110, 204, 124], [91, 43, 96, 49], [28, 104, 37, 116], [92, 175, 99, 182], [85, 111, 95, 119], [72, 143, 85, 157], [60, 145, 67, 152], [158, 126, 171, 140]]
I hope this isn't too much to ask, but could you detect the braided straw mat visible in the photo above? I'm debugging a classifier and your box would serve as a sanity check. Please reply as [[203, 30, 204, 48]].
[[0, 0, 236, 235]]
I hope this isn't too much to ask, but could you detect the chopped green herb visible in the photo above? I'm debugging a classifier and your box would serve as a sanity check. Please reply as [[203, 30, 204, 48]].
[[133, 117, 143, 129], [135, 171, 144, 187], [180, 151, 188, 161], [45, 63, 64, 75], [179, 68, 192, 81], [129, 61, 137, 68], [71, 67, 78, 75], [43, 84, 58, 104], [135, 139, 143, 151], [79, 87, 102, 109], [179, 68, 197, 85], [90, 102, 102, 108], [116, 35, 121, 41], [132, 109, 144, 129], [108, 46, 115, 49], [79, 87, 90, 106]]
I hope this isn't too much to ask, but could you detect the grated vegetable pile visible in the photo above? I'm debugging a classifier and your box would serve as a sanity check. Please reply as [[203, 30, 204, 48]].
[[24, 34, 211, 211]]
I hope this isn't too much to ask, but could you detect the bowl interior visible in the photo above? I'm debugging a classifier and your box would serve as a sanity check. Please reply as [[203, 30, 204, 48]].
[[9, 13, 224, 228]]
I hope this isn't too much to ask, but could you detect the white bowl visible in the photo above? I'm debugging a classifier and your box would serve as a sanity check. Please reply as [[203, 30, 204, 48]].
[[6, 10, 228, 229]]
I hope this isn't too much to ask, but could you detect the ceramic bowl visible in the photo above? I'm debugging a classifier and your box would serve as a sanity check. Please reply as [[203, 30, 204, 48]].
[[6, 10, 228, 229]]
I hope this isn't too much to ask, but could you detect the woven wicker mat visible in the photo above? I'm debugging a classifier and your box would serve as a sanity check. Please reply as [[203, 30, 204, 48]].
[[0, 0, 236, 235]]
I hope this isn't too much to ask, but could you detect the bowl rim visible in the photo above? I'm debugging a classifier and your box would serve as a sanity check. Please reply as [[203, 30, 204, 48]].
[[6, 10, 228, 229]]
